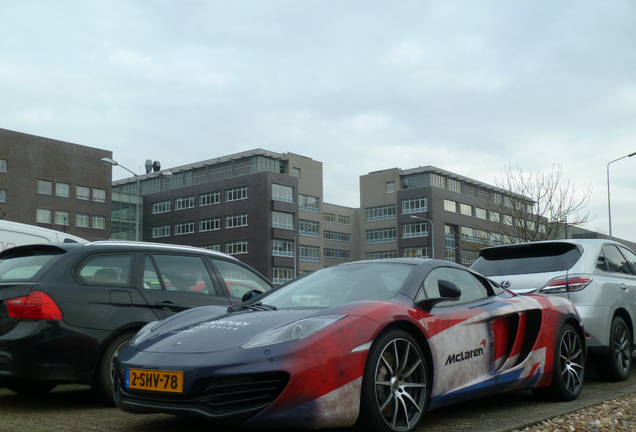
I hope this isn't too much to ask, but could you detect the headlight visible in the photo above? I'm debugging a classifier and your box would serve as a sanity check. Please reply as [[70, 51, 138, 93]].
[[241, 315, 345, 349], [130, 321, 159, 347]]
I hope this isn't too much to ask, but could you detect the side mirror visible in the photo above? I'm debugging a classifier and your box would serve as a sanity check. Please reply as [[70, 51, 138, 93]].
[[415, 279, 461, 311], [241, 289, 262, 303]]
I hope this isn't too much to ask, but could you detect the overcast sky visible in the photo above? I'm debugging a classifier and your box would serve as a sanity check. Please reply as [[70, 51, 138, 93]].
[[2, 1, 635, 241]]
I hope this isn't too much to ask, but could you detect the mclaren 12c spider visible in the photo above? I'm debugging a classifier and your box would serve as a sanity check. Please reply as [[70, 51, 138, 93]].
[[113, 259, 585, 432]]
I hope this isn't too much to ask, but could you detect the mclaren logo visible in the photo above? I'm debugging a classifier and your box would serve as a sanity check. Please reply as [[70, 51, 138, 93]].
[[445, 339, 486, 365]]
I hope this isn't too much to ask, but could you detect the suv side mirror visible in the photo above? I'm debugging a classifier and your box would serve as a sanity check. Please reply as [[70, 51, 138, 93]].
[[415, 279, 461, 311]]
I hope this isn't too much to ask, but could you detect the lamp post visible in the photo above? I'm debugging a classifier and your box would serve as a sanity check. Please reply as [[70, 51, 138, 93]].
[[607, 152, 636, 239], [410, 215, 434, 259], [101, 158, 141, 241]]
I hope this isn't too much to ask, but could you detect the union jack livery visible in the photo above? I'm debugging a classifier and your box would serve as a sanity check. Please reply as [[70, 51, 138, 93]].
[[114, 259, 585, 432]]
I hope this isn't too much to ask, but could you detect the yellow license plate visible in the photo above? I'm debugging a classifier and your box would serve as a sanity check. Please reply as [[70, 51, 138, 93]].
[[125, 368, 184, 393]]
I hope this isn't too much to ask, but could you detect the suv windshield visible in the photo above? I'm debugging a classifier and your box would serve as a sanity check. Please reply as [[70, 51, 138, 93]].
[[471, 242, 582, 277], [0, 249, 65, 281]]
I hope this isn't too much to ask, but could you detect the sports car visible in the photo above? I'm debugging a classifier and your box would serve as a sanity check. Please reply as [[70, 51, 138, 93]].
[[113, 259, 585, 432]]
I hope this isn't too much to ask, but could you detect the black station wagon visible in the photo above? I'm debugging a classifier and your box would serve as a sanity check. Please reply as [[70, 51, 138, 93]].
[[0, 241, 272, 401]]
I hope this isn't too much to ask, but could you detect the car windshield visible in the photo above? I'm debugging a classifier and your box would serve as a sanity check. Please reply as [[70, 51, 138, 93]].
[[0, 249, 65, 281], [471, 242, 582, 276], [260, 262, 414, 308]]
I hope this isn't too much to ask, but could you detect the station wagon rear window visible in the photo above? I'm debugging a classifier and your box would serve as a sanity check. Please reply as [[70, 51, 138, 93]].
[[0, 249, 65, 281]]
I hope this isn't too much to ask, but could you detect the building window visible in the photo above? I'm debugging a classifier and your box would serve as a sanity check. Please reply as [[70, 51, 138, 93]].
[[445, 224, 457, 262], [152, 200, 171, 214], [504, 215, 513, 226], [461, 226, 476, 243], [92, 215, 106, 229], [55, 183, 70, 198], [0, 189, 5, 202], [152, 224, 170, 238], [323, 213, 336, 223], [199, 191, 220, 206], [175, 221, 195, 235], [447, 178, 461, 193], [324, 249, 351, 259], [93, 188, 106, 202], [36, 208, 52, 224], [476, 207, 487, 220], [199, 243, 221, 251], [444, 199, 457, 212], [386, 181, 395, 194], [323, 231, 350, 242], [225, 213, 248, 229], [299, 245, 320, 262], [365, 204, 396, 221], [273, 212, 294, 230], [225, 240, 248, 255], [225, 186, 248, 202], [175, 196, 195, 210], [403, 221, 428, 238], [76, 213, 90, 228], [431, 174, 445, 189], [338, 215, 350, 225], [199, 217, 220, 232], [462, 250, 479, 266], [365, 227, 397, 244], [299, 219, 319, 236], [273, 267, 294, 285], [55, 211, 70, 226], [272, 184, 294, 203], [490, 211, 501, 223], [273, 239, 294, 257], [38, 180, 53, 195], [299, 194, 319, 212], [0, 159, 7, 172], [402, 197, 427, 214], [460, 203, 472, 216], [76, 186, 90, 200], [367, 251, 398, 260], [403, 247, 429, 258]]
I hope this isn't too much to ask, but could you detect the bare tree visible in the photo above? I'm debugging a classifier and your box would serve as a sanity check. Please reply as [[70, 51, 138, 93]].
[[489, 164, 592, 242]]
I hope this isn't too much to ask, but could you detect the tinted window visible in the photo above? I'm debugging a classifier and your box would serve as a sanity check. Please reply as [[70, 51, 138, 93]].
[[471, 243, 581, 276], [0, 250, 63, 281], [210, 259, 272, 298], [78, 254, 134, 286], [151, 255, 218, 295], [618, 246, 636, 274], [417, 267, 489, 306], [602, 245, 634, 275]]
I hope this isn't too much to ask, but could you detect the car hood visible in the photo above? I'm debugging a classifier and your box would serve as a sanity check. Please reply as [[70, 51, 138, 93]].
[[489, 271, 566, 294], [135, 305, 332, 354]]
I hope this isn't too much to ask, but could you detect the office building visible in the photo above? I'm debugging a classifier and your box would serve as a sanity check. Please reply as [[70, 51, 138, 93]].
[[0, 128, 112, 242]]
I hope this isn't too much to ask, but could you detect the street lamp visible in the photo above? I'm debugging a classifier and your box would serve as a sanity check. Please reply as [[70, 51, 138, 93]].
[[101, 158, 141, 241], [410, 215, 434, 259], [607, 152, 636, 239]]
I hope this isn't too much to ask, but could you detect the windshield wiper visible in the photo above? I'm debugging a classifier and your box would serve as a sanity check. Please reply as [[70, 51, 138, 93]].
[[227, 302, 277, 313]]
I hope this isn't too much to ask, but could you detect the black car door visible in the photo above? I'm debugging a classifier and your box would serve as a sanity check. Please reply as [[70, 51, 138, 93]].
[[137, 253, 232, 319]]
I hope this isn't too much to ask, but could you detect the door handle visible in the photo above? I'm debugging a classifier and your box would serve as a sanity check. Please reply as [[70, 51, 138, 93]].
[[155, 301, 182, 310]]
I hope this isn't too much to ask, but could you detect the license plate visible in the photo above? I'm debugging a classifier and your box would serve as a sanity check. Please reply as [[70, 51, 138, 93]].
[[125, 368, 184, 393]]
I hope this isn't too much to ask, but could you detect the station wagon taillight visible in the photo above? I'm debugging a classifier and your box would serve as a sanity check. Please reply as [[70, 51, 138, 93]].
[[540, 274, 592, 294], [6, 291, 63, 320]]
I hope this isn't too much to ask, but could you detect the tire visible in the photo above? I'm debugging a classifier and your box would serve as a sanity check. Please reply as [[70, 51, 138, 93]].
[[533, 323, 584, 401], [357, 329, 428, 432], [92, 331, 136, 404], [6, 378, 57, 396], [599, 316, 632, 382]]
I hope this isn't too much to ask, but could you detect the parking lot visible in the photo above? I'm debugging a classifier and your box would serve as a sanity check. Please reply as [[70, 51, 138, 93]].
[[2, 361, 635, 432]]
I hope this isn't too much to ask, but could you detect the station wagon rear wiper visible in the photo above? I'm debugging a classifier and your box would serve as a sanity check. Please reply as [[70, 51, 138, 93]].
[[227, 302, 277, 313]]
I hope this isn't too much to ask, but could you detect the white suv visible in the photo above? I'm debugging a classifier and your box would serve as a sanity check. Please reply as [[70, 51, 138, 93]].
[[471, 238, 636, 381]]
